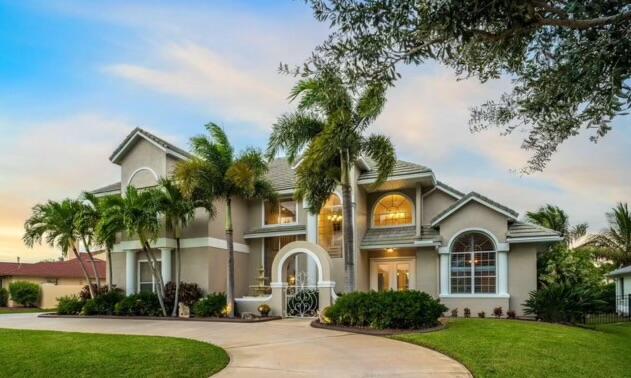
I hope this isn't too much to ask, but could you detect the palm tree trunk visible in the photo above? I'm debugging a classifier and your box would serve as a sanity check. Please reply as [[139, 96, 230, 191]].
[[142, 242, 168, 317], [72, 246, 95, 298], [341, 152, 355, 292], [171, 237, 181, 317], [106, 247, 113, 292], [81, 237, 101, 291], [225, 197, 235, 318]]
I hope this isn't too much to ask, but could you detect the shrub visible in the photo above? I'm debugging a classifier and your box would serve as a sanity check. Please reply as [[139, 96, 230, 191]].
[[463, 307, 471, 318], [79, 285, 116, 301], [0, 288, 8, 307], [57, 296, 84, 315], [194, 293, 227, 317], [478, 311, 486, 318], [523, 282, 605, 323], [164, 282, 203, 312], [450, 308, 458, 317], [114, 292, 162, 316], [493, 306, 503, 318], [9, 281, 40, 307], [326, 290, 447, 330], [507, 310, 516, 319], [82, 290, 125, 315]]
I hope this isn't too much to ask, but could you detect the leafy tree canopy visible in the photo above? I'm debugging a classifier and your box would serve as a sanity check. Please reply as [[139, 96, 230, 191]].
[[298, 0, 631, 172]]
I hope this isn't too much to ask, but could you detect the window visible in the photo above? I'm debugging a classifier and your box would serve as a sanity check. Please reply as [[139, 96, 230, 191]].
[[318, 194, 343, 258], [450, 232, 496, 294], [264, 199, 297, 225], [138, 260, 161, 293], [372, 194, 414, 227], [264, 235, 304, 281]]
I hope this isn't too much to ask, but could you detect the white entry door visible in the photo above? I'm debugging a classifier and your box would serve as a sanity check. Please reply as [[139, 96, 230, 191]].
[[370, 259, 416, 292]]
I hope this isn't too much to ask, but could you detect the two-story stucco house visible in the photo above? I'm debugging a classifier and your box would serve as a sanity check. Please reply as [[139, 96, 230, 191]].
[[92, 128, 562, 317]]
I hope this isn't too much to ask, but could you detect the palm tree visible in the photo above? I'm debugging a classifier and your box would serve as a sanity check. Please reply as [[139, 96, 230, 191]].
[[89, 192, 125, 292], [267, 70, 396, 292], [76, 194, 105, 291], [116, 186, 168, 316], [155, 178, 195, 317], [175, 123, 276, 317], [591, 203, 631, 267], [23, 199, 96, 298], [526, 204, 588, 245]]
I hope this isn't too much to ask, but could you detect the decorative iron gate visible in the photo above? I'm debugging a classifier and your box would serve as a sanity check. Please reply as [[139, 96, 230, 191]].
[[285, 271, 319, 317]]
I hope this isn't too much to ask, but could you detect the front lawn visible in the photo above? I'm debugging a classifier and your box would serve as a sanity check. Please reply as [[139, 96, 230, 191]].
[[394, 319, 631, 378], [0, 328, 229, 377]]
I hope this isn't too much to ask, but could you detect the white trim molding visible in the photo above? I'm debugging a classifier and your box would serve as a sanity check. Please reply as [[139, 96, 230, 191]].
[[507, 236, 564, 244], [431, 197, 518, 226], [422, 184, 463, 200], [439, 294, 510, 299], [357, 171, 436, 185], [243, 229, 307, 240], [126, 166, 160, 186], [111, 129, 189, 164], [113, 237, 250, 253]]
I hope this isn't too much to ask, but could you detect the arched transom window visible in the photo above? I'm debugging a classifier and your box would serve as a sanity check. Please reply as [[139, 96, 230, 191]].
[[373, 194, 414, 227], [318, 194, 343, 258], [450, 232, 496, 294]]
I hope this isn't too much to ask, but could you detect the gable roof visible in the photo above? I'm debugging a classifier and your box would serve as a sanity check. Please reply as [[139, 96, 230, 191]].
[[358, 160, 433, 183], [423, 181, 465, 199], [608, 265, 631, 277], [0, 255, 106, 279], [360, 225, 440, 249], [506, 221, 563, 243], [90, 182, 121, 196], [265, 158, 296, 192], [110, 127, 192, 164], [431, 191, 518, 226]]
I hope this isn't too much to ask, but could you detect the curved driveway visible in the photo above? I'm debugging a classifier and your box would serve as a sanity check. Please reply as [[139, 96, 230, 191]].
[[0, 314, 470, 377]]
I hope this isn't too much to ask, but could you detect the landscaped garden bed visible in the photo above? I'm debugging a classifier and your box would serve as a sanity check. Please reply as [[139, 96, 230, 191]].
[[39, 313, 281, 322], [310, 318, 444, 336]]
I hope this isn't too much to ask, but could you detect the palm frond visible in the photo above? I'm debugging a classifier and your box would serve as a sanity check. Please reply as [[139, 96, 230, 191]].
[[266, 112, 325, 162], [355, 82, 387, 129], [361, 134, 396, 186]]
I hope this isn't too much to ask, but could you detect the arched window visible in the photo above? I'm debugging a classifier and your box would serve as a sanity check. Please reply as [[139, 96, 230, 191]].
[[450, 232, 496, 294], [372, 193, 414, 227], [318, 194, 343, 258]]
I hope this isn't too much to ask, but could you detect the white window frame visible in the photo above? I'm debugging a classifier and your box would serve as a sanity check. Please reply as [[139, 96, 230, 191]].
[[262, 198, 298, 227], [317, 193, 344, 258], [449, 233, 497, 295], [137, 258, 161, 294], [369, 257, 416, 292], [370, 192, 416, 229]]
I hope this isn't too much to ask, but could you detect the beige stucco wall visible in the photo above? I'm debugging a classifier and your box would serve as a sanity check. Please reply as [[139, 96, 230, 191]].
[[422, 190, 457, 224], [440, 297, 510, 316], [209, 197, 249, 244], [4, 276, 88, 308], [110, 252, 126, 290], [120, 138, 165, 192], [438, 201, 510, 244], [508, 243, 538, 316], [416, 247, 438, 297]]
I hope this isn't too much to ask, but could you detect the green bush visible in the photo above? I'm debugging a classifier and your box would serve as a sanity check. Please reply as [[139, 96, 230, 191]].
[[523, 282, 605, 323], [164, 281, 203, 312], [57, 296, 84, 315], [8, 281, 40, 307], [326, 290, 447, 330], [114, 292, 162, 316], [194, 293, 227, 317], [0, 288, 8, 307], [82, 290, 125, 315]]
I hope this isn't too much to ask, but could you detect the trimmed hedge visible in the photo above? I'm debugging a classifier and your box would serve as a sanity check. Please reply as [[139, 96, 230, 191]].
[[0, 288, 8, 307], [82, 290, 125, 315], [326, 290, 447, 330], [57, 296, 84, 315], [9, 281, 41, 307], [114, 292, 162, 316], [194, 293, 226, 317]]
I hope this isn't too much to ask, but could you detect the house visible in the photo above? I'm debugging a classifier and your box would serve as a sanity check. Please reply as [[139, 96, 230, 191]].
[[0, 255, 105, 308], [608, 266, 631, 315], [91, 127, 562, 317]]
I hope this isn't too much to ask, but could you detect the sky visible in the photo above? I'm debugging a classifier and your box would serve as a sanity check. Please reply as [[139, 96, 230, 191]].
[[0, 1, 629, 262]]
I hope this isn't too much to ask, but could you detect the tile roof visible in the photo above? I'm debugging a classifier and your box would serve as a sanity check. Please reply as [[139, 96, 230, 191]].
[[608, 265, 631, 277], [435, 181, 465, 198], [90, 182, 121, 195], [359, 160, 432, 182], [244, 224, 306, 239], [360, 225, 440, 248], [506, 221, 562, 239], [110, 127, 192, 163], [0, 254, 105, 279], [431, 191, 518, 225], [265, 158, 296, 192]]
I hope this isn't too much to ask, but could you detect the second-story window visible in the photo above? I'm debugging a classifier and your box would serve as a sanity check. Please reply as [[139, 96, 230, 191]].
[[264, 199, 297, 225], [372, 193, 414, 227], [318, 194, 343, 258]]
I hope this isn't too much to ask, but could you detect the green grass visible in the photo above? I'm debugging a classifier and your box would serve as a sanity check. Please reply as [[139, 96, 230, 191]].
[[0, 328, 229, 377], [393, 319, 631, 378], [0, 308, 53, 314]]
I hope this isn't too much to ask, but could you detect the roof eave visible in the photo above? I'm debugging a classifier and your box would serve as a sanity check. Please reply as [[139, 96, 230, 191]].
[[431, 196, 518, 227]]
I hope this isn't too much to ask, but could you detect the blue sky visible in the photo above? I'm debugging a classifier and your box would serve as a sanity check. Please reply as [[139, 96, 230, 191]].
[[1, 1, 630, 261]]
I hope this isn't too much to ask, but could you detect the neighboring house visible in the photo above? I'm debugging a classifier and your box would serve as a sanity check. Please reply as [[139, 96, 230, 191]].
[[608, 266, 631, 315], [91, 128, 562, 317], [0, 255, 105, 308]]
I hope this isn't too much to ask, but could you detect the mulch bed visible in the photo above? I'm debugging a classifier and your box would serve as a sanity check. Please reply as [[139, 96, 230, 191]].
[[310, 319, 445, 336], [38, 313, 282, 323]]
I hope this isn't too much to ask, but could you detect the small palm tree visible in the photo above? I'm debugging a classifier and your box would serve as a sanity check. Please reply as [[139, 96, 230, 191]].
[[267, 69, 396, 292], [155, 178, 195, 316], [23, 199, 96, 298], [76, 194, 106, 291], [526, 204, 587, 245], [591, 202, 631, 267], [175, 123, 276, 317], [89, 192, 125, 292]]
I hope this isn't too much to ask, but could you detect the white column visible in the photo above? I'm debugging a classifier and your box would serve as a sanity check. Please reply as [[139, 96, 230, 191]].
[[415, 183, 422, 237], [160, 248, 172, 284], [304, 199, 319, 286], [439, 247, 449, 296], [498, 250, 508, 296], [125, 249, 136, 295]]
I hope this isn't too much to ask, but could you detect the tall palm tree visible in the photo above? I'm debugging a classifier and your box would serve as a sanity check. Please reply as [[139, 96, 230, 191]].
[[155, 178, 195, 317], [267, 70, 396, 292], [116, 186, 168, 316], [591, 202, 631, 267], [175, 123, 276, 317], [76, 194, 104, 291], [89, 193, 125, 292], [526, 204, 588, 245], [23, 199, 96, 298]]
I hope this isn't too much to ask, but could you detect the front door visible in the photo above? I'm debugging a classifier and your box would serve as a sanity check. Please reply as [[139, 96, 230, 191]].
[[370, 258, 416, 292]]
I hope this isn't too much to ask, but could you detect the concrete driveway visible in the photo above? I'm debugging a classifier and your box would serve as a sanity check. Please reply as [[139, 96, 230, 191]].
[[0, 313, 470, 377]]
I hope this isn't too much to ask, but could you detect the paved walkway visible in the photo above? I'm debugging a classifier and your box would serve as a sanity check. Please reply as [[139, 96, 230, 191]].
[[0, 313, 470, 377]]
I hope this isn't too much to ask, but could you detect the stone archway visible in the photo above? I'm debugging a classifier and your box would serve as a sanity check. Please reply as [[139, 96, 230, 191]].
[[269, 241, 335, 317]]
